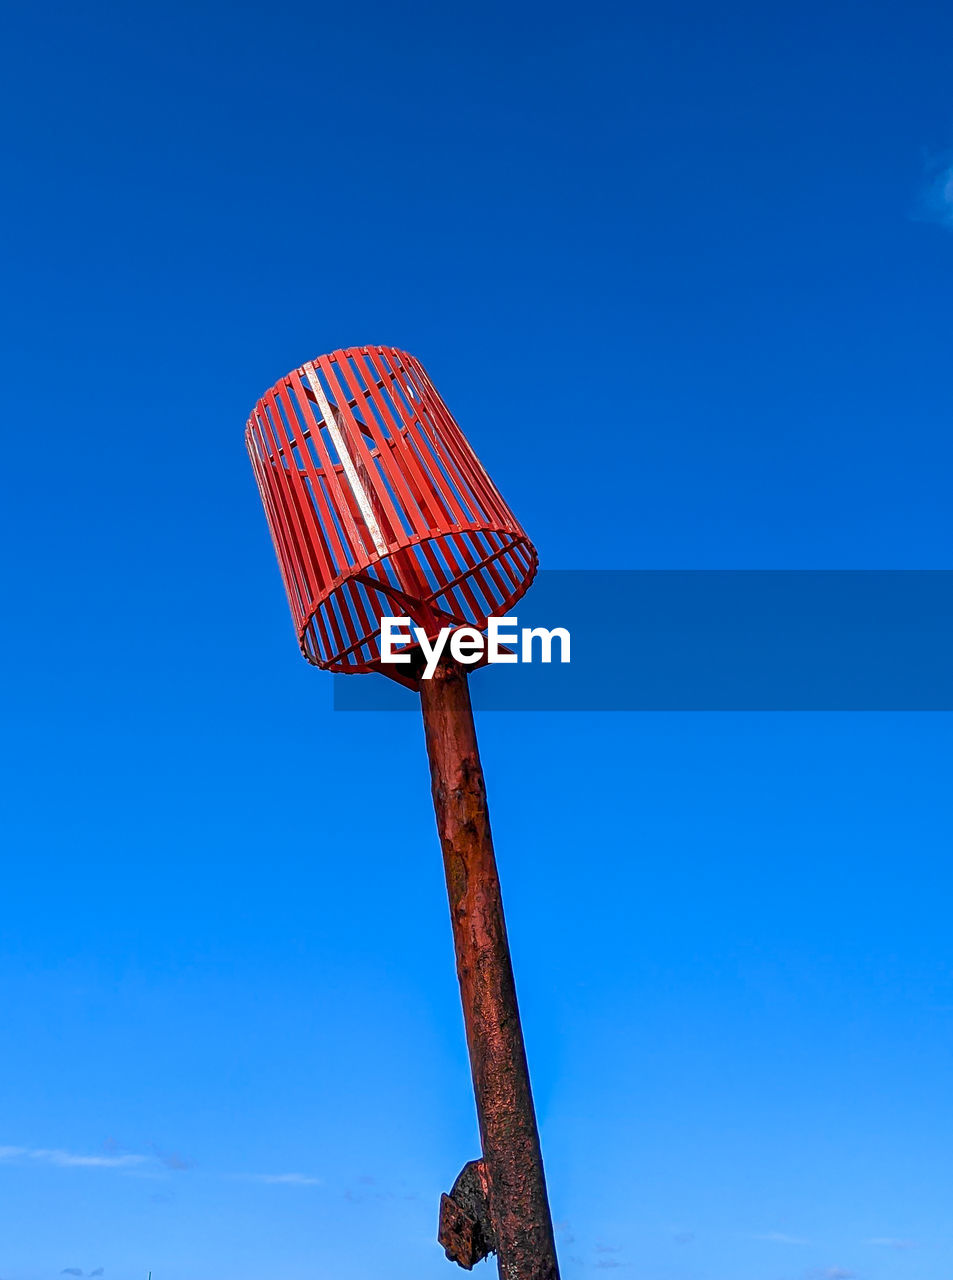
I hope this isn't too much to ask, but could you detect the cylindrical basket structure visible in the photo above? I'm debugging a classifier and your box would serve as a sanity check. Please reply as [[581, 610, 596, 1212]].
[[246, 346, 537, 675]]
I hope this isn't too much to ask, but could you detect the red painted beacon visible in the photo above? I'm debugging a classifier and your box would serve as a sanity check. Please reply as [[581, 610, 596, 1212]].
[[246, 346, 559, 1280], [245, 346, 537, 681]]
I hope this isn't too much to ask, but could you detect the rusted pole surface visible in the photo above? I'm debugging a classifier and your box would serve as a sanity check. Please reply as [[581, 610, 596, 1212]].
[[420, 657, 560, 1280]]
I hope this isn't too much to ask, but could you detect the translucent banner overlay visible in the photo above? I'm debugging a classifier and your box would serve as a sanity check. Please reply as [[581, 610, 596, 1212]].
[[332, 571, 953, 711]]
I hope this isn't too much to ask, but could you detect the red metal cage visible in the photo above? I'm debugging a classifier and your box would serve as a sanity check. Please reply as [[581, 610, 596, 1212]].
[[246, 345, 537, 677]]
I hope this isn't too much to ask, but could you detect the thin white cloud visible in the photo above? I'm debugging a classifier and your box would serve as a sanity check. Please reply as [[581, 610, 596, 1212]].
[[918, 154, 953, 228], [866, 1237, 916, 1249], [0, 1145, 146, 1170], [1, 1143, 327, 1190], [752, 1231, 810, 1245], [34, 1149, 146, 1169]]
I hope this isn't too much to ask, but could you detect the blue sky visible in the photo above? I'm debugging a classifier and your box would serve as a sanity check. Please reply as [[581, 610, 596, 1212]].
[[1, 1, 952, 1278]]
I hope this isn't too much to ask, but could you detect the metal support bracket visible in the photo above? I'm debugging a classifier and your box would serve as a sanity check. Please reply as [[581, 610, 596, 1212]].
[[438, 1158, 496, 1269]]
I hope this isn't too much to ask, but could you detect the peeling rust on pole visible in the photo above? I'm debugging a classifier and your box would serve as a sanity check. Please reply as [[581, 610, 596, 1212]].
[[421, 658, 560, 1280], [438, 1159, 494, 1268]]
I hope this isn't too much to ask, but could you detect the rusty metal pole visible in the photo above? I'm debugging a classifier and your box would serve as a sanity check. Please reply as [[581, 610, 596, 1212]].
[[246, 346, 556, 1276], [421, 657, 560, 1280]]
